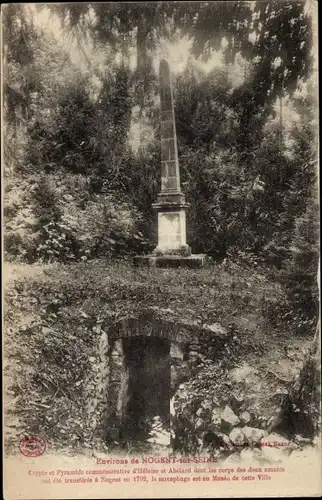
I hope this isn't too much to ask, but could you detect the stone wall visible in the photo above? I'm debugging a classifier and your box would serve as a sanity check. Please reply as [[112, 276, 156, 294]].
[[83, 328, 110, 443], [106, 339, 128, 440], [84, 307, 229, 448]]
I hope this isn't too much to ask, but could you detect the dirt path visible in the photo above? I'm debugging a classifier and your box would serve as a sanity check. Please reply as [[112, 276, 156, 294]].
[[3, 262, 51, 285]]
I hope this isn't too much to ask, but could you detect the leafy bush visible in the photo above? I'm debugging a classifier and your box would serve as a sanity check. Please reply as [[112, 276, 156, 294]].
[[4, 173, 40, 262], [32, 173, 149, 263], [178, 147, 269, 258], [36, 221, 81, 263]]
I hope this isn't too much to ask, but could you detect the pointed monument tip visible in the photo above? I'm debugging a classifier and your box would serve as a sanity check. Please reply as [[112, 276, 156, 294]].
[[160, 58, 169, 66], [160, 59, 170, 73]]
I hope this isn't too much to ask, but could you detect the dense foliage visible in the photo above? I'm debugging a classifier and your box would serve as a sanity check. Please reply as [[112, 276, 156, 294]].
[[3, 2, 319, 323]]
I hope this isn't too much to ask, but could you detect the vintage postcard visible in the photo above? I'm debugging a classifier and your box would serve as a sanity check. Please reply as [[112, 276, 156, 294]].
[[2, 1, 321, 498]]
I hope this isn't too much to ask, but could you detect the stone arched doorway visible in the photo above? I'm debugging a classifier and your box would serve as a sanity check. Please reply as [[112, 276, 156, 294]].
[[104, 308, 227, 446], [106, 310, 180, 444]]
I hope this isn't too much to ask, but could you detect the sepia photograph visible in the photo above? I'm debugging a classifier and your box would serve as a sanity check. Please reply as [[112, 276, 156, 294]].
[[2, 1, 320, 498]]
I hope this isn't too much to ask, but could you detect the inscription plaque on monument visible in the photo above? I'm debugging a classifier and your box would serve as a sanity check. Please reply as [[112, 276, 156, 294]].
[[159, 212, 181, 250]]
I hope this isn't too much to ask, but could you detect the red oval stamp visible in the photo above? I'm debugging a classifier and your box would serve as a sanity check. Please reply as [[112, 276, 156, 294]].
[[19, 435, 46, 457]]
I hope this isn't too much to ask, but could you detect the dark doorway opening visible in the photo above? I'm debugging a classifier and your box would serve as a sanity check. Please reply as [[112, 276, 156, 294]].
[[121, 336, 170, 441]]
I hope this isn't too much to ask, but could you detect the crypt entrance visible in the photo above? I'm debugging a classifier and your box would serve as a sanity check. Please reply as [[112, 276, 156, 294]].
[[102, 309, 225, 449], [104, 310, 189, 448], [120, 337, 171, 441]]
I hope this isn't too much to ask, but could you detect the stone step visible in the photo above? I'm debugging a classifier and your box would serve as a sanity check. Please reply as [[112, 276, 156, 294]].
[[133, 254, 208, 268]]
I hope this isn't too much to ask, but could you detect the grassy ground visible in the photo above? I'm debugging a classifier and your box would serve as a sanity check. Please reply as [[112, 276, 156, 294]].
[[3, 258, 314, 455]]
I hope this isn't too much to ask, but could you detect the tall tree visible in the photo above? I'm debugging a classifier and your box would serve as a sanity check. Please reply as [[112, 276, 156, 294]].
[[3, 4, 40, 129], [183, 1, 312, 105], [182, 1, 313, 153]]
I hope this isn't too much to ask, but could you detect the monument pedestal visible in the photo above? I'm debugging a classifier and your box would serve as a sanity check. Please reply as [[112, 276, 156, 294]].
[[133, 191, 208, 268], [152, 191, 189, 256]]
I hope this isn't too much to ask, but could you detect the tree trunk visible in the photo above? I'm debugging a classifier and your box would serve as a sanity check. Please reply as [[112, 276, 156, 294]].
[[136, 16, 149, 153], [279, 95, 283, 147]]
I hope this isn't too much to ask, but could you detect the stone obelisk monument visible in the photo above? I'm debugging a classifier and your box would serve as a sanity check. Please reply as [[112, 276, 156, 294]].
[[134, 60, 207, 268], [152, 59, 190, 257]]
